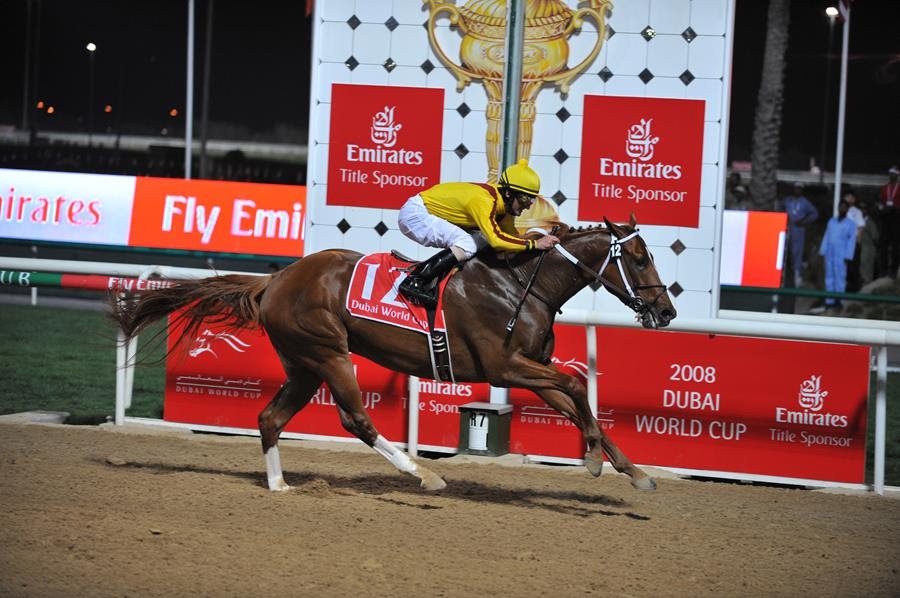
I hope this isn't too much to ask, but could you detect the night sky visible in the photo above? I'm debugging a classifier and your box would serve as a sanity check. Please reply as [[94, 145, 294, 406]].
[[1, 0, 898, 174], [730, 0, 900, 174]]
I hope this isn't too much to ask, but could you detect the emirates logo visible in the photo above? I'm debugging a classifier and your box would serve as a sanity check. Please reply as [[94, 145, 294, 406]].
[[625, 118, 659, 162], [370, 106, 402, 148], [798, 374, 829, 412]]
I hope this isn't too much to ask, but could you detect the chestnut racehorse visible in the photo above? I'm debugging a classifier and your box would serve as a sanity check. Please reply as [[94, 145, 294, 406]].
[[110, 215, 676, 492]]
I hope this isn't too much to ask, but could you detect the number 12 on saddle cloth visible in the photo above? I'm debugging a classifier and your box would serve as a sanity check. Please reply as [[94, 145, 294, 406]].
[[345, 252, 450, 335]]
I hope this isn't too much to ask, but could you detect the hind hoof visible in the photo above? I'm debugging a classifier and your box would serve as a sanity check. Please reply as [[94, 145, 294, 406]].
[[631, 476, 657, 491], [268, 477, 292, 492], [420, 473, 447, 492]]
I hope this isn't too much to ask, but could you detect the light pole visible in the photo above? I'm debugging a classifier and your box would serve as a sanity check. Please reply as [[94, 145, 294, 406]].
[[86, 42, 97, 146], [819, 7, 838, 180]]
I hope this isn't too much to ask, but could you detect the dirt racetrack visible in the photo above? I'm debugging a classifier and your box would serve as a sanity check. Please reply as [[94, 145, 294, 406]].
[[0, 419, 898, 597]]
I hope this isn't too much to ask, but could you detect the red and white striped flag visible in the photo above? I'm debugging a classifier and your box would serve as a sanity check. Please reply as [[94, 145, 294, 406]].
[[720, 211, 788, 288]]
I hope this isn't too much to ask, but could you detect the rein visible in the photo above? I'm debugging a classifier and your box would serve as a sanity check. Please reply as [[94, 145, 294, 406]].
[[503, 255, 561, 312]]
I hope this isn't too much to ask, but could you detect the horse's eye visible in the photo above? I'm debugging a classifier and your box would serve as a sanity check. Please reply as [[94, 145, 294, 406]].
[[636, 257, 649, 270]]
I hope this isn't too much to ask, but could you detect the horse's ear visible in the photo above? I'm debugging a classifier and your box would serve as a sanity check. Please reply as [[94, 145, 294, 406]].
[[603, 217, 619, 235], [629, 212, 638, 229]]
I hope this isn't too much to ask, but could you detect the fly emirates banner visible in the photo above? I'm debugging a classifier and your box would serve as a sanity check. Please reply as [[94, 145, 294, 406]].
[[0, 168, 307, 257]]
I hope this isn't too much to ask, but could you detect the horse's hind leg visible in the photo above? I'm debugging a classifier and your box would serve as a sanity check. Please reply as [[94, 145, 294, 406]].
[[321, 354, 446, 491], [258, 368, 322, 491]]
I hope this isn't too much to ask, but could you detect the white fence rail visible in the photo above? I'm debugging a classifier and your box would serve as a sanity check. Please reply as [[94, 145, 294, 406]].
[[1, 257, 896, 494]]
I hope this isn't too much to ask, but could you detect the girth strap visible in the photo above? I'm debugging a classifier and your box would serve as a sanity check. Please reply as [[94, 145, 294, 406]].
[[425, 304, 455, 383]]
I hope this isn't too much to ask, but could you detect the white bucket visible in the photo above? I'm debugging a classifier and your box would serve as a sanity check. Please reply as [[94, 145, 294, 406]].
[[468, 411, 488, 451]]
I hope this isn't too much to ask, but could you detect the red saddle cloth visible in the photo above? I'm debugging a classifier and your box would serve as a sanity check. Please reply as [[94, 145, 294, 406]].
[[346, 252, 450, 334]]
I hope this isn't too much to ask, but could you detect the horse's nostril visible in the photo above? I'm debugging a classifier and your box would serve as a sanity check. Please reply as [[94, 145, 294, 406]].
[[660, 309, 675, 321]]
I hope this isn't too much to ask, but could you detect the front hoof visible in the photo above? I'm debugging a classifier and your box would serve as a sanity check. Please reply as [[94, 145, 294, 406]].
[[631, 475, 657, 491], [583, 452, 604, 477]]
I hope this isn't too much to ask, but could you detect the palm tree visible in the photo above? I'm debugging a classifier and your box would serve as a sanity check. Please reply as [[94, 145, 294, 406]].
[[749, 0, 791, 210]]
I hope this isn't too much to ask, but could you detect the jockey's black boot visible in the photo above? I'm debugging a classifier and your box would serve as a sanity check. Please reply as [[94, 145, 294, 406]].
[[399, 248, 459, 309]]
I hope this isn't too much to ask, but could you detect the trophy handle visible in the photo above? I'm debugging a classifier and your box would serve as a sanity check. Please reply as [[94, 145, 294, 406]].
[[542, 2, 612, 94], [425, 2, 481, 92]]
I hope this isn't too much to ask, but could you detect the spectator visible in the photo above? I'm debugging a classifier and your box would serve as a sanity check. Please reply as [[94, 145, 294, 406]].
[[819, 199, 857, 312], [844, 190, 865, 290], [724, 172, 752, 210], [878, 166, 900, 277], [859, 201, 880, 286], [733, 185, 751, 211], [783, 183, 819, 287]]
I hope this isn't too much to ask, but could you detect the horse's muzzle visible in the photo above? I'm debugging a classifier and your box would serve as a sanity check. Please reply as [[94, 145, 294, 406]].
[[641, 305, 676, 329], [657, 306, 677, 328]]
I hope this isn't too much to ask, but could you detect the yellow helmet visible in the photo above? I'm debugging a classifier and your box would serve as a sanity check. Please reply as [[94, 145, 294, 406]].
[[499, 159, 540, 196]]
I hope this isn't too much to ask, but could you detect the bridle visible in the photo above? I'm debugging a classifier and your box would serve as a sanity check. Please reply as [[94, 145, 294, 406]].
[[528, 226, 669, 319]]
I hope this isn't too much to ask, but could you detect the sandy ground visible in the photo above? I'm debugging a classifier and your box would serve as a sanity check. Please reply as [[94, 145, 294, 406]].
[[0, 418, 898, 598]]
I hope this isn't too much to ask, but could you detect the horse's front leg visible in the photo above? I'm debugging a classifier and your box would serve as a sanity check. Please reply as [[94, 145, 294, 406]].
[[493, 355, 656, 491], [532, 382, 606, 477], [535, 390, 656, 490]]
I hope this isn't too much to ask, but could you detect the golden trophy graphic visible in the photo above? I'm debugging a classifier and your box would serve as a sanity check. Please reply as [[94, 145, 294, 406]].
[[424, 0, 612, 182]]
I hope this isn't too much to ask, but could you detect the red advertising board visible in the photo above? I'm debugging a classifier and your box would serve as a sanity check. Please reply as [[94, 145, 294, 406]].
[[164, 315, 408, 441], [130, 176, 306, 256], [578, 95, 704, 227], [510, 324, 868, 484], [162, 316, 870, 485], [594, 327, 869, 484], [326, 83, 443, 208]]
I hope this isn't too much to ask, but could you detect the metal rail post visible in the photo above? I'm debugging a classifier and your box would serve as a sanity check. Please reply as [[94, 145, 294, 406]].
[[408, 376, 420, 457], [586, 325, 598, 418], [115, 323, 127, 425], [874, 346, 887, 495]]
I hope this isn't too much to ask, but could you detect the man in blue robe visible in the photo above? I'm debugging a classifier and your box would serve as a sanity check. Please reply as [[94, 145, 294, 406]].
[[819, 200, 858, 309]]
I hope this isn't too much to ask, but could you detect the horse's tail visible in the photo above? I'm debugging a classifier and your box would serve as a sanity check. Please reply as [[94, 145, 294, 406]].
[[109, 274, 271, 345]]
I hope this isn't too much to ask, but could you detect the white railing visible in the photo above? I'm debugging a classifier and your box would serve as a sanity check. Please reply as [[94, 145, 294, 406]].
[[0, 257, 253, 280], [1, 256, 896, 494]]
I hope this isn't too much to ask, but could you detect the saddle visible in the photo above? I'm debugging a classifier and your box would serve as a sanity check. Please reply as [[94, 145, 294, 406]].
[[390, 250, 416, 263], [347, 251, 458, 382]]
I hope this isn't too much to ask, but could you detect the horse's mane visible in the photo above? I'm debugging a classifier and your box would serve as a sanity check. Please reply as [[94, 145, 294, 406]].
[[476, 220, 610, 268], [520, 219, 620, 241]]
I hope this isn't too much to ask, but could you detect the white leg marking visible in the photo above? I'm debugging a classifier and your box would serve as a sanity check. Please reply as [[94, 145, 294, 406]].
[[373, 435, 447, 491], [374, 435, 418, 474], [265, 446, 290, 491]]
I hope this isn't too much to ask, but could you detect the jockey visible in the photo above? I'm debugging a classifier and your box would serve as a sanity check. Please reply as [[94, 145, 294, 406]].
[[397, 158, 560, 307]]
